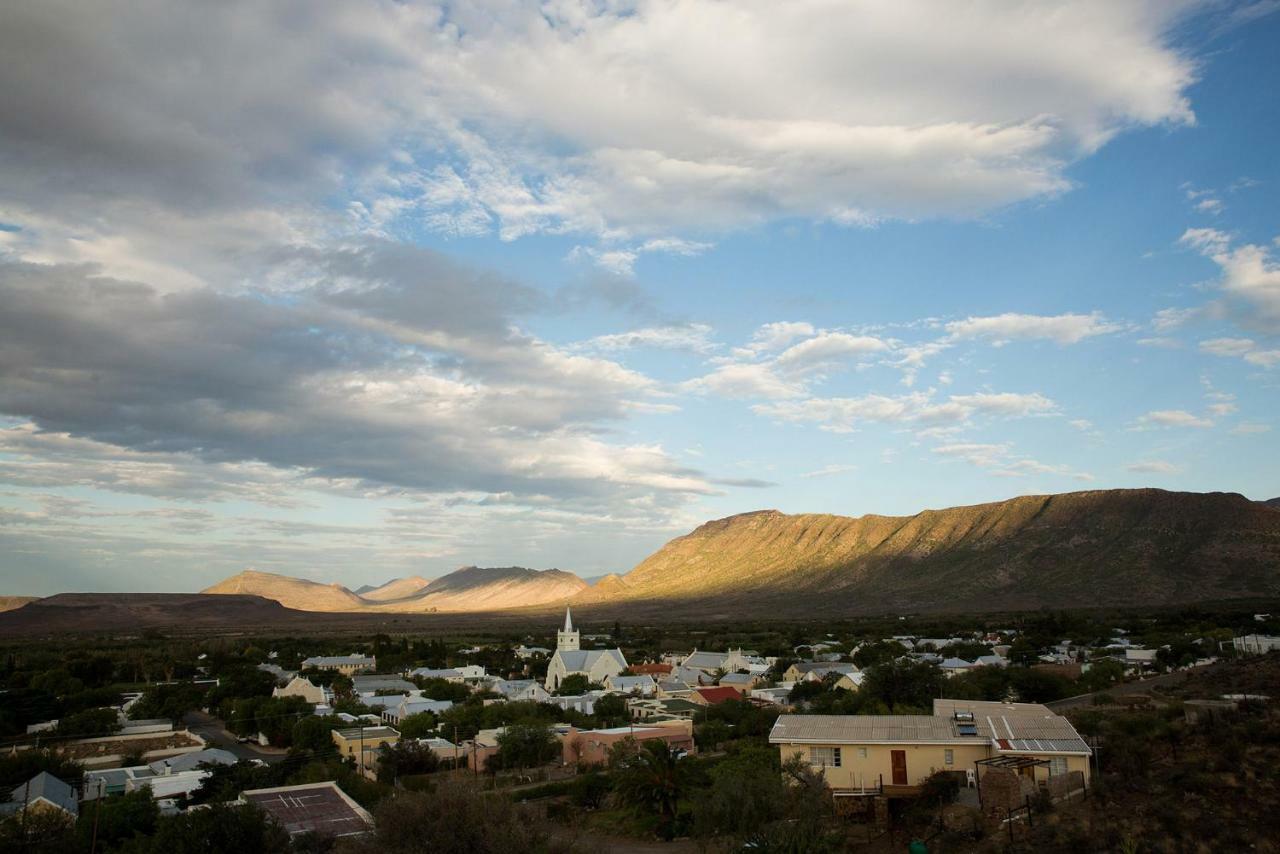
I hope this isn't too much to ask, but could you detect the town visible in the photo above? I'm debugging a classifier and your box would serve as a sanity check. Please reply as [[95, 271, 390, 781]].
[[2, 605, 1278, 852]]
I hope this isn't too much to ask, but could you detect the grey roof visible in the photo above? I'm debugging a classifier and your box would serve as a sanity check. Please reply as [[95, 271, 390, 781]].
[[5, 772, 78, 816], [302, 655, 374, 667], [771, 708, 1090, 755], [353, 675, 416, 693], [150, 748, 238, 774], [683, 651, 730, 670], [553, 648, 627, 672]]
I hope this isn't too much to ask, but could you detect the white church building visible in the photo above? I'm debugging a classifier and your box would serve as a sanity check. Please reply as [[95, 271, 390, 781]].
[[544, 607, 628, 692]]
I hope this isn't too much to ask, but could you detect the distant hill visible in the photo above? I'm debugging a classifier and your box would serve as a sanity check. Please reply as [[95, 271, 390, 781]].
[[201, 570, 366, 612], [0, 593, 313, 634], [606, 489, 1280, 615], [375, 566, 587, 612], [0, 596, 39, 613], [356, 576, 432, 602], [1262, 497, 1280, 509]]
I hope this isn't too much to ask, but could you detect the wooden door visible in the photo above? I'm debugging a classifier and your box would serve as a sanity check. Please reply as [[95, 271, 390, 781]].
[[890, 750, 908, 785]]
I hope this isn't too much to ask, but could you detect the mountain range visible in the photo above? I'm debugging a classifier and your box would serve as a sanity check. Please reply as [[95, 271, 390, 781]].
[[201, 565, 585, 613], [4, 489, 1278, 628]]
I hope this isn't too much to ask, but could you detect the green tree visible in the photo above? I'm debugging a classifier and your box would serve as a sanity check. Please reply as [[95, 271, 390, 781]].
[[554, 673, 590, 696], [612, 739, 688, 831], [691, 747, 784, 840], [77, 788, 159, 851], [55, 707, 122, 738], [396, 712, 439, 739], [117, 802, 291, 854], [592, 693, 628, 727], [861, 660, 945, 710], [494, 723, 559, 771], [377, 739, 441, 783]]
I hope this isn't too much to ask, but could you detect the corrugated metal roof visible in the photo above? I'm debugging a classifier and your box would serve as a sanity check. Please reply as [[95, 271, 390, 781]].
[[770, 715, 983, 744]]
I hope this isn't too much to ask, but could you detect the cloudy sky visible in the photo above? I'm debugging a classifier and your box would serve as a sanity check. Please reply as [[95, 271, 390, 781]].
[[1, 1, 1278, 595]]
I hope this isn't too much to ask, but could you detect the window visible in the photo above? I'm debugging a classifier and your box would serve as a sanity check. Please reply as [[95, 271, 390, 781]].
[[1048, 756, 1068, 777], [810, 747, 842, 767], [944, 749, 954, 765], [857, 747, 868, 759]]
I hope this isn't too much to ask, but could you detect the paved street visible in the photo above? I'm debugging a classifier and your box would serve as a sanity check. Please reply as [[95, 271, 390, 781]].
[[184, 709, 288, 764]]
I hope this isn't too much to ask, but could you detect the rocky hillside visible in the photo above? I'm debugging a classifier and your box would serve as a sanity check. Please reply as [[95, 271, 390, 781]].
[[375, 566, 587, 612], [201, 570, 366, 612], [356, 576, 432, 602], [0, 596, 39, 613], [610, 489, 1280, 615]]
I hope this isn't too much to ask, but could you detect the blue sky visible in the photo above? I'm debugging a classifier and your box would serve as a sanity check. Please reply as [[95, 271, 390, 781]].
[[0, 1, 1277, 594]]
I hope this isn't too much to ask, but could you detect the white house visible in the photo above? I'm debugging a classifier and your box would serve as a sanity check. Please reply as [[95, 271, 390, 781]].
[[544, 608, 627, 691], [604, 674, 657, 696], [1233, 634, 1280, 655], [382, 697, 454, 726], [489, 678, 551, 703], [273, 676, 332, 706]]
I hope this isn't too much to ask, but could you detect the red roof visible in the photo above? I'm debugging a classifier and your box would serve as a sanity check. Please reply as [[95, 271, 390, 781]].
[[628, 663, 673, 675], [694, 686, 742, 704]]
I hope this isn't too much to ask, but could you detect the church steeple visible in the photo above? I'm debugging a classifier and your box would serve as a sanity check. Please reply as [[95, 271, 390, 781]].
[[556, 606, 579, 651]]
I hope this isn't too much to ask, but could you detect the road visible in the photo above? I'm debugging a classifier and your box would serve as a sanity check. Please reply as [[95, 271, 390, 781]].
[[184, 710, 288, 764], [1046, 663, 1213, 712]]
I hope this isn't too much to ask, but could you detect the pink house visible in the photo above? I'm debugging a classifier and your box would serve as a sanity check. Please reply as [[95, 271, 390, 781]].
[[561, 720, 696, 766]]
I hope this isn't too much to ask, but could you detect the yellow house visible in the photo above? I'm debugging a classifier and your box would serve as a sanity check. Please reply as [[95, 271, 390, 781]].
[[331, 725, 400, 760], [769, 700, 1090, 797]]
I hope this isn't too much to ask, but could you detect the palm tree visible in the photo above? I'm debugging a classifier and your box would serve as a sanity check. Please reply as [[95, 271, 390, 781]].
[[612, 740, 685, 826]]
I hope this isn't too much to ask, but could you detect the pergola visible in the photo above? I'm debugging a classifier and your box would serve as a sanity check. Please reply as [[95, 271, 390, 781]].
[[973, 755, 1050, 809]]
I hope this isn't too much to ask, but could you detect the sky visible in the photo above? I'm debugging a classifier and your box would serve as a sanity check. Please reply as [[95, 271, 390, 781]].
[[0, 1, 1278, 596]]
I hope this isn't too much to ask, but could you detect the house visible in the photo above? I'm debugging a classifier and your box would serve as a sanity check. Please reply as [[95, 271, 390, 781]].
[[627, 697, 701, 721], [273, 676, 332, 706], [241, 782, 373, 839], [973, 654, 1008, 668], [460, 727, 507, 772], [682, 649, 757, 676], [148, 748, 238, 775], [515, 645, 551, 659], [257, 663, 296, 685], [562, 719, 696, 766], [87, 750, 239, 801], [750, 686, 796, 707], [627, 663, 673, 677], [689, 686, 742, 706], [352, 675, 417, 696], [381, 697, 453, 726], [1233, 634, 1280, 655], [489, 678, 552, 703], [604, 674, 657, 696], [939, 658, 976, 678], [331, 726, 400, 772], [1124, 648, 1160, 671], [408, 665, 485, 682], [785, 661, 860, 683], [717, 671, 761, 692], [0, 772, 78, 819], [768, 699, 1091, 798], [301, 654, 376, 675], [545, 608, 627, 691]]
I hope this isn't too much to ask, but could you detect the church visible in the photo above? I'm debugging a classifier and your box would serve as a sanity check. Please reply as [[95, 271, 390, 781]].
[[544, 607, 628, 692]]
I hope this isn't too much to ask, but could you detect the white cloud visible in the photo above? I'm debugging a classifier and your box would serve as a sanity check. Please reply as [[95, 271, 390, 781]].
[[1199, 337, 1256, 357], [1069, 419, 1094, 431], [799, 464, 858, 479], [753, 390, 1056, 433], [1231, 422, 1271, 435], [747, 322, 817, 353], [1208, 402, 1238, 417], [1125, 460, 1182, 474], [774, 332, 890, 374], [1137, 409, 1215, 429], [945, 312, 1122, 345], [933, 442, 1092, 480], [1153, 306, 1200, 332], [680, 363, 805, 400], [1181, 228, 1280, 332], [580, 323, 716, 354]]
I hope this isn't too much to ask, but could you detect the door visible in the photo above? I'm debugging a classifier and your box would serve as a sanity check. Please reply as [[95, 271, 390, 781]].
[[890, 750, 908, 785]]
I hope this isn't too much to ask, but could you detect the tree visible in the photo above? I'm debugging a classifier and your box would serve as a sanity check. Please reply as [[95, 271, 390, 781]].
[[397, 711, 439, 739], [612, 740, 687, 831], [117, 802, 291, 854], [344, 782, 560, 854], [592, 693, 628, 727], [554, 673, 590, 696], [494, 723, 559, 771], [129, 683, 206, 723], [378, 739, 440, 783], [55, 707, 122, 738], [861, 660, 945, 711], [692, 747, 784, 840], [77, 788, 159, 851]]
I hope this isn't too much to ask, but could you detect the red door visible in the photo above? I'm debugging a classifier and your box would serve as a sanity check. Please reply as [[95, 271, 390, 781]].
[[891, 750, 908, 785]]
